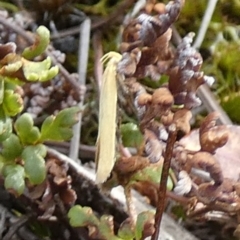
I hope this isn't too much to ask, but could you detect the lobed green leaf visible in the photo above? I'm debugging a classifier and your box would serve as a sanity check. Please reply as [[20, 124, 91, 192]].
[[135, 211, 155, 240], [2, 134, 23, 162], [2, 164, 25, 195], [0, 110, 12, 142], [40, 107, 80, 141], [117, 219, 135, 240], [68, 205, 99, 227], [2, 89, 23, 116], [21, 144, 47, 185], [22, 57, 59, 82], [98, 215, 122, 240], [14, 113, 41, 145], [22, 26, 50, 60]]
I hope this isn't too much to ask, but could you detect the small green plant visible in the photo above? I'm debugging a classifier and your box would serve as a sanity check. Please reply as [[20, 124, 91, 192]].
[[0, 25, 80, 195], [68, 205, 155, 240]]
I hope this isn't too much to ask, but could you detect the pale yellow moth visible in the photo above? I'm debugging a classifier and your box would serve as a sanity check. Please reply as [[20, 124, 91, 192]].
[[95, 52, 123, 183]]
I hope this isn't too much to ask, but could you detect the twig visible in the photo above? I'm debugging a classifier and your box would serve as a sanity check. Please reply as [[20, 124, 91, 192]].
[[124, 186, 136, 224], [46, 141, 96, 158], [69, 18, 91, 160], [151, 124, 177, 240], [0, 15, 33, 43], [46, 141, 137, 159], [193, 0, 219, 49], [47, 147, 95, 182], [50, 0, 136, 40], [0, 208, 6, 237], [0, 15, 82, 98], [197, 85, 232, 125], [92, 31, 104, 95], [0, 204, 42, 240], [3, 215, 29, 240], [46, 49, 83, 97]]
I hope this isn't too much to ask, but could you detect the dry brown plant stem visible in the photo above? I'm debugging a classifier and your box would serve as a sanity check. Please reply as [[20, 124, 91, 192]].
[[124, 186, 136, 225], [92, 31, 104, 96], [151, 124, 177, 240]]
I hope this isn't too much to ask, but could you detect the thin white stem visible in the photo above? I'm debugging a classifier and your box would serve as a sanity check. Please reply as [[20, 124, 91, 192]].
[[193, 0, 219, 49], [193, 0, 232, 125], [69, 18, 91, 160]]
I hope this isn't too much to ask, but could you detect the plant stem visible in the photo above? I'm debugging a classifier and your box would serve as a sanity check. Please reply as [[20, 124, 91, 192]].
[[193, 0, 219, 49], [124, 185, 136, 224], [69, 18, 91, 161], [151, 124, 177, 240]]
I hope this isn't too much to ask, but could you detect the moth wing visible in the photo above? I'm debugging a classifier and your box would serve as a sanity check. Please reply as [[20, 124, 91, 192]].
[[95, 55, 121, 183]]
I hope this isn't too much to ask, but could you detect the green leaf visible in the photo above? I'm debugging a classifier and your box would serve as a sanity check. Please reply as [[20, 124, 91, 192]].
[[120, 123, 143, 147], [2, 134, 23, 162], [68, 205, 99, 227], [40, 107, 80, 141], [2, 164, 25, 195], [22, 57, 58, 82], [68, 206, 122, 240], [221, 93, 240, 123], [98, 215, 122, 240], [0, 78, 4, 104], [22, 57, 59, 82], [135, 211, 155, 240], [2, 89, 23, 116], [14, 113, 41, 145], [2, 163, 24, 177], [118, 219, 134, 240], [22, 145, 47, 185], [130, 163, 173, 190], [22, 26, 50, 59], [0, 109, 12, 141]]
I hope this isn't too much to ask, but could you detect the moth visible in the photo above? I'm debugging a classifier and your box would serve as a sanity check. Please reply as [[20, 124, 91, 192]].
[[95, 52, 123, 183]]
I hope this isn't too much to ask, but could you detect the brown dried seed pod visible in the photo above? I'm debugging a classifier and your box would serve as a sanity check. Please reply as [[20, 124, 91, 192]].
[[184, 92, 202, 109], [137, 93, 152, 106], [144, 129, 163, 163], [137, 47, 158, 66], [161, 111, 174, 126], [200, 126, 229, 153], [139, 88, 174, 126], [190, 151, 223, 186], [145, 2, 155, 14], [114, 156, 149, 175], [185, 72, 205, 93], [197, 182, 221, 204], [199, 111, 219, 136], [173, 109, 192, 136], [118, 52, 137, 76], [153, 3, 166, 14], [152, 87, 174, 107], [152, 28, 172, 59]]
